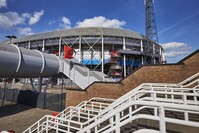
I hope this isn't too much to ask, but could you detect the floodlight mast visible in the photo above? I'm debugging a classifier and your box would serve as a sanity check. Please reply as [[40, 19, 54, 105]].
[[145, 0, 159, 44]]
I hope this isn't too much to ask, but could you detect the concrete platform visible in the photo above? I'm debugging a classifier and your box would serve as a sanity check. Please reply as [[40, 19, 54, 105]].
[[0, 102, 54, 132]]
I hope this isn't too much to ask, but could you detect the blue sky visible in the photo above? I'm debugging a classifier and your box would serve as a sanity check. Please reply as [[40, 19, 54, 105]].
[[0, 0, 198, 63]]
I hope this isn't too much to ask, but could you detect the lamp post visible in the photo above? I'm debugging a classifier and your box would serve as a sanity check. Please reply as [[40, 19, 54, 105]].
[[5, 35, 17, 44]]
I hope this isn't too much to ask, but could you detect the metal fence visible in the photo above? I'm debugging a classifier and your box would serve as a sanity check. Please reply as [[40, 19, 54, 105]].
[[0, 88, 66, 111]]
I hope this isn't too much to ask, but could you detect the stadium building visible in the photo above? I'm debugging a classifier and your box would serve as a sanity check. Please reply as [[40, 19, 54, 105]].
[[11, 27, 165, 78]]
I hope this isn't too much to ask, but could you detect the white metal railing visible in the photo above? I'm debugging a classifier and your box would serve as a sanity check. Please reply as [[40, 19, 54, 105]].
[[23, 72, 199, 133], [24, 84, 199, 133], [23, 97, 115, 133], [57, 97, 115, 118], [179, 72, 199, 86], [77, 71, 199, 132], [78, 101, 199, 133]]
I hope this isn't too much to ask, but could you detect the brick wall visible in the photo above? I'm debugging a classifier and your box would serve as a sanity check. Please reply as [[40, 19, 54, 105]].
[[66, 49, 199, 107]]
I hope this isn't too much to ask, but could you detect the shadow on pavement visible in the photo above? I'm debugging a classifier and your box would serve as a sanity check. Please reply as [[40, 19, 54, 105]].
[[0, 104, 33, 118]]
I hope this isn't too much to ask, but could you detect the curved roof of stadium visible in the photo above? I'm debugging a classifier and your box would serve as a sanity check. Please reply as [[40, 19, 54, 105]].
[[14, 27, 145, 43]]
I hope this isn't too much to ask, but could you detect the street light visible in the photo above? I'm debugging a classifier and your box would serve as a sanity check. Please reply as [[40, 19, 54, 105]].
[[5, 35, 17, 44]]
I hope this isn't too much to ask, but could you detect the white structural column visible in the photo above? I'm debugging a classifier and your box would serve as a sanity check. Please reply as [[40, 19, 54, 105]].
[[141, 40, 144, 65], [162, 52, 166, 63], [141, 56, 144, 65], [123, 37, 126, 77], [159, 47, 162, 56], [28, 41, 31, 49], [161, 48, 166, 63], [79, 36, 82, 63], [58, 37, 62, 56], [153, 43, 155, 54], [42, 39, 45, 52], [101, 36, 104, 73], [140, 40, 143, 52]]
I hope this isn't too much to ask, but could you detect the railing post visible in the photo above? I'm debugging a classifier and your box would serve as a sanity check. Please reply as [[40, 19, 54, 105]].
[[109, 116, 114, 130], [95, 118, 98, 132], [150, 84, 154, 99], [159, 106, 166, 133], [165, 90, 168, 99], [37, 121, 39, 133], [92, 102, 94, 113], [184, 111, 189, 121], [78, 108, 81, 122], [154, 107, 158, 116], [116, 112, 120, 133], [129, 106, 132, 118], [171, 89, 174, 101], [153, 92, 157, 101], [88, 110, 90, 119], [67, 119, 70, 132], [183, 94, 187, 105], [46, 116, 49, 132], [183, 94, 189, 121], [56, 117, 59, 133], [193, 89, 197, 101]]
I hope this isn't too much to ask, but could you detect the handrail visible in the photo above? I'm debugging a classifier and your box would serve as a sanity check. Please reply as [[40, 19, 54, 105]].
[[81, 86, 198, 124], [105, 77, 199, 113], [57, 97, 114, 118], [78, 101, 199, 133], [179, 72, 199, 85]]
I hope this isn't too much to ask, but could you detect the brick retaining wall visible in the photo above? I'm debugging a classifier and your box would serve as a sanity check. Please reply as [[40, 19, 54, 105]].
[[66, 49, 199, 106]]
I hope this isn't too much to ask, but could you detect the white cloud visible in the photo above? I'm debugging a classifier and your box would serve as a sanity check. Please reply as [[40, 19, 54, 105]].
[[48, 20, 56, 25], [164, 51, 189, 58], [0, 12, 29, 29], [161, 42, 191, 58], [76, 16, 126, 28], [59, 17, 71, 28], [22, 13, 31, 19], [29, 10, 44, 25], [0, 0, 7, 8], [161, 42, 188, 51], [18, 27, 32, 35]]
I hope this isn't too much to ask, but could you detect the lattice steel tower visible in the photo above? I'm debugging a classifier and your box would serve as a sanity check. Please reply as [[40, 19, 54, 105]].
[[145, 0, 159, 44]]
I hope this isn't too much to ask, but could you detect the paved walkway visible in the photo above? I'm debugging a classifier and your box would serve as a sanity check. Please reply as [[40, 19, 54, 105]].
[[0, 102, 54, 132]]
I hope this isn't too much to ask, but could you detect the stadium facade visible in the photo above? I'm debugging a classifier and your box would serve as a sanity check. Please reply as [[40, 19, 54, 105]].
[[11, 27, 165, 78]]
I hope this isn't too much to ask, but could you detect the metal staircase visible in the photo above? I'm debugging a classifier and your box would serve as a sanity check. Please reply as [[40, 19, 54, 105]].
[[23, 72, 199, 133], [61, 58, 113, 89]]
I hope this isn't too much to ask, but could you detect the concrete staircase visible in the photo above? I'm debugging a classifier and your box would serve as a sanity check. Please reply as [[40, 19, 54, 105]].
[[61, 58, 113, 89]]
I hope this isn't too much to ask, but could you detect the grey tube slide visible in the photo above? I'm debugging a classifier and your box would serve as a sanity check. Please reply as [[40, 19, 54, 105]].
[[0, 44, 60, 78]]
